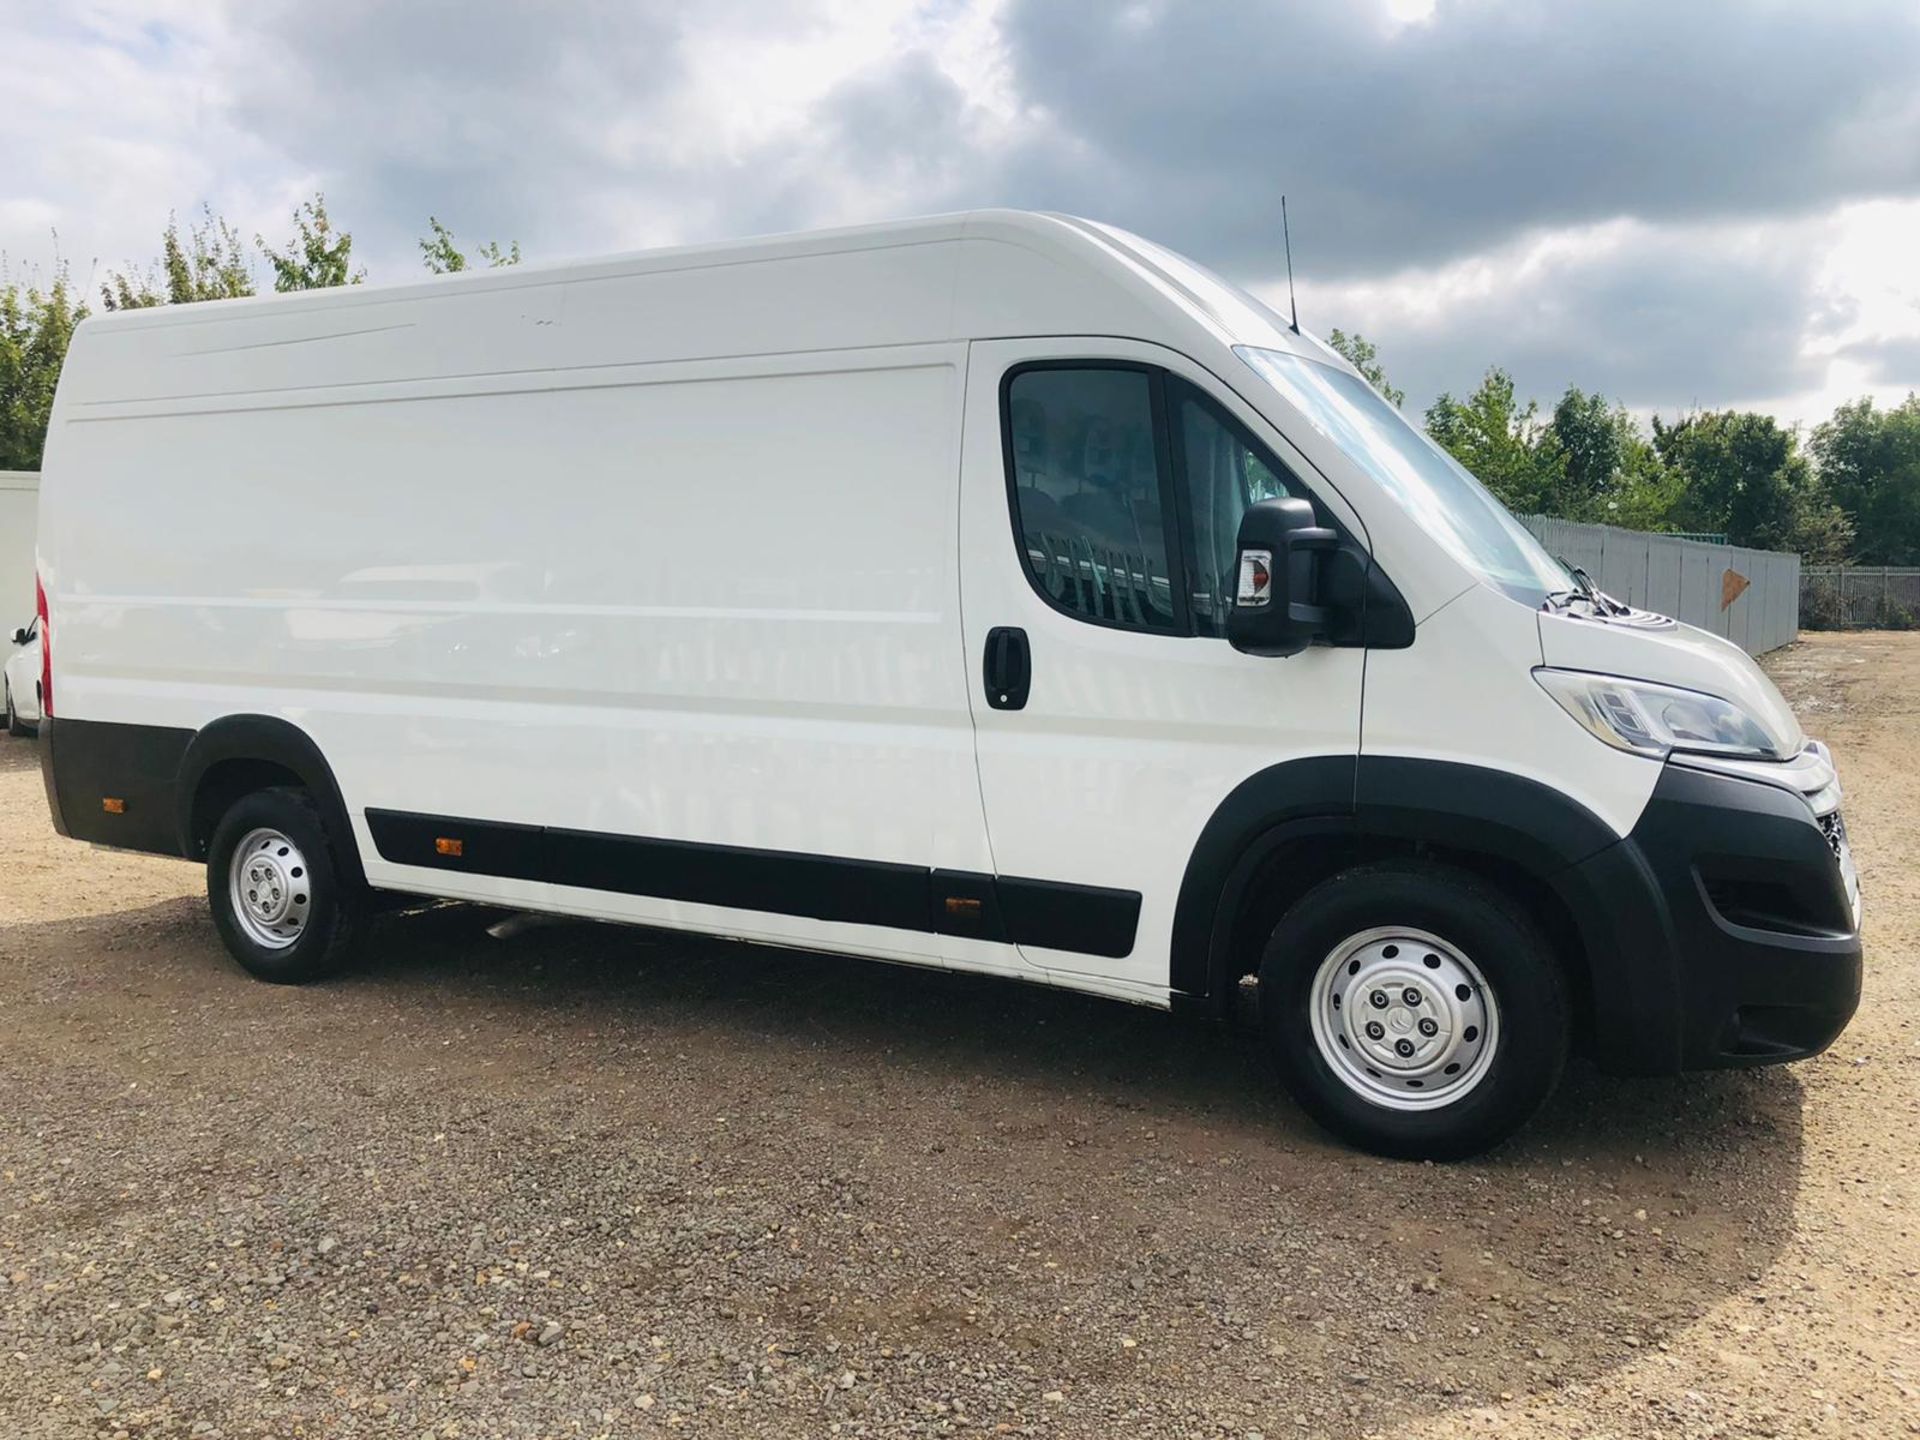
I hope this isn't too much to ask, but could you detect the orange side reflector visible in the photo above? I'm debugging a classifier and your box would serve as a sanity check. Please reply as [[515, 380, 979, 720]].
[[944, 896, 982, 917], [101, 797, 126, 815], [435, 837, 464, 857]]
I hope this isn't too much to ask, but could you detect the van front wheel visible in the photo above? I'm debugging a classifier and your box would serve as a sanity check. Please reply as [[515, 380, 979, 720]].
[[1259, 861, 1567, 1161], [206, 787, 367, 984]]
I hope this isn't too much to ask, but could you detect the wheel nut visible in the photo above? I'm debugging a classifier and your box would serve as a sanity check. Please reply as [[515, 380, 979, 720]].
[[1364, 1021, 1385, 1041], [1418, 1017, 1438, 1037], [1402, 987, 1421, 1007], [1369, 990, 1389, 1009], [1394, 1038, 1415, 1058]]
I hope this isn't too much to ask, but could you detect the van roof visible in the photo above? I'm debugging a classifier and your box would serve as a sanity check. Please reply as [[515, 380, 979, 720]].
[[60, 210, 1329, 412]]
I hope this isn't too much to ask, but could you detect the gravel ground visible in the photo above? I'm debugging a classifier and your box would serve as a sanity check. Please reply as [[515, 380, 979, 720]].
[[1, 631, 1916, 1440]]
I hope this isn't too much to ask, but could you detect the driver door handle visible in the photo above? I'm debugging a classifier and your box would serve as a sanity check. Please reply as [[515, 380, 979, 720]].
[[983, 627, 1030, 711]]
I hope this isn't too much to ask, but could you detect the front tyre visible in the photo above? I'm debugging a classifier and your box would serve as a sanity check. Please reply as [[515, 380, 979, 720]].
[[206, 787, 367, 984], [5, 681, 26, 737], [1260, 861, 1568, 1161]]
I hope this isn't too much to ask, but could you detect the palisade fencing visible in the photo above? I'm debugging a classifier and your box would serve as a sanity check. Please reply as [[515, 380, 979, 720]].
[[1800, 567, 1920, 631], [1517, 514, 1801, 656]]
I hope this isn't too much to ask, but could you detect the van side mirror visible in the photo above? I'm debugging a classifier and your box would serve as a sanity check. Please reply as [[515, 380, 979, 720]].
[[1225, 497, 1340, 658], [8, 627, 26, 646]]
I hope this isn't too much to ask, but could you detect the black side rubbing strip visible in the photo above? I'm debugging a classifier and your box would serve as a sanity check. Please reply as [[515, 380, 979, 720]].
[[365, 810, 1140, 959], [365, 809, 545, 885], [995, 876, 1141, 959], [930, 869, 1009, 943], [40, 717, 195, 856], [547, 827, 932, 934]]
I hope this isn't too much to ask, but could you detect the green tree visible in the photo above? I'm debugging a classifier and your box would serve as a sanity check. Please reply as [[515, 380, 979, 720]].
[[1424, 367, 1564, 513], [1326, 328, 1404, 408], [1546, 386, 1681, 529], [1600, 436, 1685, 533], [419, 216, 522, 274], [1548, 387, 1622, 515], [100, 207, 255, 310], [1810, 395, 1920, 564], [0, 265, 86, 471], [1654, 410, 1847, 558], [258, 193, 363, 292]]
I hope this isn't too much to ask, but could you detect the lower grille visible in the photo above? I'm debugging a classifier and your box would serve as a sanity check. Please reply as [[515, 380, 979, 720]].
[[1817, 810, 1848, 863]]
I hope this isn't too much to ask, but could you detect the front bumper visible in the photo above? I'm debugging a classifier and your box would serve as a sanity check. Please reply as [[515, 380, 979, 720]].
[[1556, 754, 1862, 1075]]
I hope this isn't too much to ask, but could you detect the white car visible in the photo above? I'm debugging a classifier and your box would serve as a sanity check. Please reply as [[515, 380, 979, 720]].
[[5, 618, 41, 735]]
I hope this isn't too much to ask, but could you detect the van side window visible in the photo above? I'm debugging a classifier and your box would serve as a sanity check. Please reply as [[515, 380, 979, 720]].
[[1004, 367, 1179, 632], [1174, 387, 1296, 638]]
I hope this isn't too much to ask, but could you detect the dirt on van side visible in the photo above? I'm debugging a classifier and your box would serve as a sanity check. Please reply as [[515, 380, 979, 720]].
[[0, 631, 1916, 1440]]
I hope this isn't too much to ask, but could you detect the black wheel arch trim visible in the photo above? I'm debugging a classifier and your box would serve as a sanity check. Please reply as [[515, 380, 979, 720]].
[[1173, 754, 1630, 1021], [1169, 753, 1358, 1006], [175, 714, 367, 885]]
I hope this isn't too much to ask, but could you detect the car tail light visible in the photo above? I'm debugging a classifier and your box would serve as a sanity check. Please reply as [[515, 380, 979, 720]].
[[35, 571, 51, 717]]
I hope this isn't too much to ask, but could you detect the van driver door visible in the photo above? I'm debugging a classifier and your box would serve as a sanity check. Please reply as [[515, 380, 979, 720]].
[[957, 338, 1366, 995]]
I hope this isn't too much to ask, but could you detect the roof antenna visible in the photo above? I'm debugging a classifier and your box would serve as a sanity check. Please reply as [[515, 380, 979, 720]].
[[1281, 194, 1300, 334]]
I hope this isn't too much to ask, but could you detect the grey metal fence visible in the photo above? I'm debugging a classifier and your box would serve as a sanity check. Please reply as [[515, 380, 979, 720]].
[[1517, 514, 1801, 655], [1, 471, 39, 621], [1800, 567, 1920, 630]]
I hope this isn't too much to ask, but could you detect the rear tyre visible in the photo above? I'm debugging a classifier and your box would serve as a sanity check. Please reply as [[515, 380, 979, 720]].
[[4, 681, 26, 737], [1259, 860, 1568, 1161], [206, 786, 368, 984]]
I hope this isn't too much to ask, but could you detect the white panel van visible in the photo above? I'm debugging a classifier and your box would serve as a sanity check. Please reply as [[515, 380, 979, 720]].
[[31, 211, 1861, 1158]]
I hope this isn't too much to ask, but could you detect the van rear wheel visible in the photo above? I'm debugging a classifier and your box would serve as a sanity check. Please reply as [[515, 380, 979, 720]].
[[1259, 860, 1567, 1161], [206, 787, 367, 984]]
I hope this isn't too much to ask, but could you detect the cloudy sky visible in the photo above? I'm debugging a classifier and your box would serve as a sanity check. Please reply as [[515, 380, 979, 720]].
[[4, 0, 1918, 424]]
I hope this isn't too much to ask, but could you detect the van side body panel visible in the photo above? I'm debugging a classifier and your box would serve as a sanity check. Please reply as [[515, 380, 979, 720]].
[[44, 216, 1320, 990]]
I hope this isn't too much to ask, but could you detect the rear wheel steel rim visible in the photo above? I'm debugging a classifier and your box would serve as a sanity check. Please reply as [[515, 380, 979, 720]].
[[1307, 926, 1499, 1111], [228, 827, 312, 950]]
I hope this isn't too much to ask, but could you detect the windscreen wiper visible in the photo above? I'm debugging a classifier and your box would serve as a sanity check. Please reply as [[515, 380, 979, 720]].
[[1571, 565, 1634, 616], [1544, 561, 1631, 617]]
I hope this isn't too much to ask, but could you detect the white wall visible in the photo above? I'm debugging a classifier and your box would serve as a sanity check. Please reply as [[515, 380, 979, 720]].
[[0, 472, 38, 627]]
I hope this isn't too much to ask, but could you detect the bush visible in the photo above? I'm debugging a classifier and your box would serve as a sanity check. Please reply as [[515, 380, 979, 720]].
[[1799, 581, 1845, 630]]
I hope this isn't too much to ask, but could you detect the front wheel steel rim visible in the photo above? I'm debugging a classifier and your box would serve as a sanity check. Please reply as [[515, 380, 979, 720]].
[[1307, 926, 1500, 1111], [228, 828, 312, 950]]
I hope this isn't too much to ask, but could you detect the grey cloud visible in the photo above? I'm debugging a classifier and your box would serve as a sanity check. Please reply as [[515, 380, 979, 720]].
[[1325, 228, 1832, 418], [821, 51, 972, 184], [1843, 334, 1920, 390], [194, 0, 1920, 291], [221, 0, 695, 272], [969, 0, 1920, 279], [23, 0, 1910, 421], [688, 52, 982, 244]]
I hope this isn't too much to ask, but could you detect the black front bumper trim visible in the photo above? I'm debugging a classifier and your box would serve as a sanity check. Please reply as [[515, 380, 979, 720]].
[[1560, 761, 1861, 1075]]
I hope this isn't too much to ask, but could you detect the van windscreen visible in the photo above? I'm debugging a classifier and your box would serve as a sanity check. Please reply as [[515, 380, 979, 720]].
[[1235, 346, 1569, 605]]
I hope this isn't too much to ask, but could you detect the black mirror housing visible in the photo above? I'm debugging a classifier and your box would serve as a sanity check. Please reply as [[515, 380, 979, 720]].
[[1225, 497, 1340, 657], [8, 628, 26, 646]]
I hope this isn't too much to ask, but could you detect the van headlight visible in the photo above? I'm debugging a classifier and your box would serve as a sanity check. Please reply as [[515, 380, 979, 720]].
[[1532, 668, 1791, 760]]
